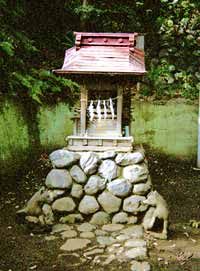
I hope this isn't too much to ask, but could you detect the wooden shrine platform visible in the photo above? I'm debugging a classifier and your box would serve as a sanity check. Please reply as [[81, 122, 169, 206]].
[[67, 135, 133, 152]]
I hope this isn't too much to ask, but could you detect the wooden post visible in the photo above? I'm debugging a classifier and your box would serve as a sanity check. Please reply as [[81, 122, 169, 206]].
[[80, 85, 88, 136], [117, 86, 123, 136]]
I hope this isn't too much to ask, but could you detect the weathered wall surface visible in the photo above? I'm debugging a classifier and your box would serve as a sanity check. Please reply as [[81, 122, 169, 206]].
[[0, 98, 198, 176], [132, 99, 198, 159]]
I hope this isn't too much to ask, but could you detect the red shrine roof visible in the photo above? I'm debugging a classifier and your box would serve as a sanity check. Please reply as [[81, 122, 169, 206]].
[[53, 32, 146, 75]]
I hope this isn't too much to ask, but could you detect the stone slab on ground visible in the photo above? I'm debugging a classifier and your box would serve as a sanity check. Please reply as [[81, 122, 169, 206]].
[[125, 247, 147, 260], [60, 238, 91, 251], [80, 231, 95, 239], [61, 230, 78, 239], [96, 236, 116, 246], [125, 239, 146, 248], [77, 222, 96, 232], [130, 260, 151, 271], [120, 225, 144, 239], [84, 248, 104, 257], [102, 224, 125, 232], [52, 224, 72, 233]]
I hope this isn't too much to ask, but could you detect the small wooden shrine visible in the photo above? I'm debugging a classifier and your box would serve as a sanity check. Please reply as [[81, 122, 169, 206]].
[[54, 32, 146, 152]]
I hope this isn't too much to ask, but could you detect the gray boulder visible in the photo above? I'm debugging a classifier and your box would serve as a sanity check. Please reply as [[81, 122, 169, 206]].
[[80, 152, 100, 175], [98, 159, 119, 181], [133, 176, 152, 195], [123, 164, 149, 183], [49, 149, 80, 168], [112, 212, 129, 224], [130, 261, 151, 271], [123, 195, 146, 213], [99, 151, 117, 160], [70, 165, 87, 184], [84, 175, 106, 195], [52, 197, 76, 212], [79, 195, 100, 214], [90, 211, 110, 225], [70, 183, 83, 199], [98, 191, 121, 214], [125, 247, 147, 260], [107, 178, 132, 198], [45, 169, 72, 189], [115, 151, 144, 166]]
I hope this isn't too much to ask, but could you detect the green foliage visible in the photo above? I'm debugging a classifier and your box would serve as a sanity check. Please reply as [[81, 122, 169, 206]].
[[0, 0, 199, 101], [0, 0, 79, 105], [150, 0, 200, 98]]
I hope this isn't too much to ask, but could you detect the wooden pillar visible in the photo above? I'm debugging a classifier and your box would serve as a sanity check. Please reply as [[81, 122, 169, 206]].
[[117, 86, 123, 136], [80, 85, 88, 136]]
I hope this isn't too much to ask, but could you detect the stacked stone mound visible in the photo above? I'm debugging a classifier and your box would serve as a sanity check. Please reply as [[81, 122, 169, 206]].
[[18, 149, 154, 227]]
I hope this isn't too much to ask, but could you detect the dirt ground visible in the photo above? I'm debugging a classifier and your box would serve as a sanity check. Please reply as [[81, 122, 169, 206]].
[[0, 147, 200, 271]]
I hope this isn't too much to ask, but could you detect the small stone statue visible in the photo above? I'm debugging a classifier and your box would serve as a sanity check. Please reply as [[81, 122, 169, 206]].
[[143, 191, 169, 239]]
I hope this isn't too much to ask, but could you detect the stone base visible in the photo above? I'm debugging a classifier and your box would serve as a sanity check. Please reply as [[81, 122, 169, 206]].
[[17, 148, 168, 241]]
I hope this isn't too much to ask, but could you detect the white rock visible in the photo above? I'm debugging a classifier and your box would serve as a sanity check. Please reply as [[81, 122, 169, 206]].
[[90, 211, 110, 225], [46, 169, 72, 189], [52, 224, 71, 233], [125, 247, 147, 260], [70, 165, 87, 184], [98, 159, 119, 181], [80, 231, 95, 238], [80, 152, 100, 175], [123, 195, 146, 213], [61, 230, 78, 239], [60, 238, 91, 251], [98, 191, 121, 214], [125, 239, 146, 248], [112, 212, 129, 224], [77, 222, 96, 232], [49, 149, 80, 168], [102, 224, 124, 232], [115, 151, 144, 166], [96, 236, 115, 246], [99, 151, 117, 160], [52, 197, 76, 212], [84, 175, 106, 195], [133, 176, 152, 195], [130, 260, 151, 271], [107, 178, 132, 198], [123, 164, 149, 183], [70, 183, 83, 198], [79, 196, 100, 214], [120, 225, 144, 239]]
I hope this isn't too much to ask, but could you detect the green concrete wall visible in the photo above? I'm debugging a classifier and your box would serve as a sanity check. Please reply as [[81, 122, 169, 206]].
[[37, 103, 73, 149], [132, 100, 198, 159], [0, 98, 198, 177]]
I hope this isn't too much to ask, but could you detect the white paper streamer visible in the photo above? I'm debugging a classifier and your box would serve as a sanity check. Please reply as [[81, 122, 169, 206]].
[[103, 100, 107, 119], [109, 98, 115, 120], [88, 100, 94, 121], [96, 100, 101, 120]]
